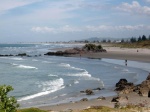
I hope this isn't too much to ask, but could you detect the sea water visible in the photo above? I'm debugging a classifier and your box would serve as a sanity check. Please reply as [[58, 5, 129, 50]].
[[0, 43, 149, 108]]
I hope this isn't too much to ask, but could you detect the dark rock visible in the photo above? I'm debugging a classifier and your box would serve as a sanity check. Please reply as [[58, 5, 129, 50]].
[[116, 79, 128, 87], [93, 87, 101, 91], [111, 96, 119, 102], [85, 89, 94, 95], [146, 73, 150, 80], [115, 78, 134, 94], [80, 91, 85, 93], [80, 98, 88, 101], [17, 53, 27, 56], [44, 51, 76, 56], [111, 96, 128, 103]]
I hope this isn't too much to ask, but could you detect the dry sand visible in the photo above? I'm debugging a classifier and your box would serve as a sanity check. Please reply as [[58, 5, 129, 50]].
[[39, 46, 150, 112]]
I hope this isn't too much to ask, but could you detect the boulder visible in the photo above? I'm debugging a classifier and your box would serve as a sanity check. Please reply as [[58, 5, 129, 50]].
[[80, 98, 88, 101], [116, 79, 128, 87], [85, 89, 94, 95], [115, 79, 134, 94]]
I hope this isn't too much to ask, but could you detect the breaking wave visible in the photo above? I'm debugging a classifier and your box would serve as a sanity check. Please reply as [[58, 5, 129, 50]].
[[12, 63, 38, 69], [18, 78, 64, 101]]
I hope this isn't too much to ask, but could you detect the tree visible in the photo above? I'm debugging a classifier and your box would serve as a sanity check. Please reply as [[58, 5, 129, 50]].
[[142, 35, 147, 41], [149, 35, 150, 40], [138, 36, 142, 42], [130, 37, 136, 43], [121, 39, 125, 43], [0, 85, 19, 112]]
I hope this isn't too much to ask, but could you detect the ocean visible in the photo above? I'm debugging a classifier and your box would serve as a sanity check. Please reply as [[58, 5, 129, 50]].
[[0, 43, 149, 108]]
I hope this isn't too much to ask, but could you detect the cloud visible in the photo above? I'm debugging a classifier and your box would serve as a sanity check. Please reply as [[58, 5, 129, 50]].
[[31, 24, 150, 34], [0, 0, 41, 14], [31, 25, 82, 33], [31, 27, 56, 33], [116, 1, 150, 16]]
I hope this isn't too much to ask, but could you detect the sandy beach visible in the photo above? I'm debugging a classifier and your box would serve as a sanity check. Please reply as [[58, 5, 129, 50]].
[[39, 46, 150, 112]]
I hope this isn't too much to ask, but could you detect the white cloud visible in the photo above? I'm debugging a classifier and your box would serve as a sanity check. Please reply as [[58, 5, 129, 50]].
[[31, 25, 82, 33], [31, 24, 150, 34], [0, 0, 42, 15], [31, 27, 56, 33], [116, 1, 150, 16]]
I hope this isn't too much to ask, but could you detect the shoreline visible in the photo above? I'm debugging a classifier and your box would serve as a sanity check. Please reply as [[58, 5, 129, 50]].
[[39, 46, 150, 112]]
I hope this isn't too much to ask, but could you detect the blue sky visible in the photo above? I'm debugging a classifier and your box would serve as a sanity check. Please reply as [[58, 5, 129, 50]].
[[0, 0, 150, 42]]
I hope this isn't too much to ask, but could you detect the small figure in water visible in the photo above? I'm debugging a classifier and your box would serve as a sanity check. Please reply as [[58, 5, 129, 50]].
[[125, 59, 127, 66]]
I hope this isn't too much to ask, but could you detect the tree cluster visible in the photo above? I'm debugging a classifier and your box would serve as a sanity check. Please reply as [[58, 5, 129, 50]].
[[130, 35, 150, 43]]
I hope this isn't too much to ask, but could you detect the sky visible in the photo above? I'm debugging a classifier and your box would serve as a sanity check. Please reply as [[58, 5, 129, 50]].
[[0, 0, 150, 42]]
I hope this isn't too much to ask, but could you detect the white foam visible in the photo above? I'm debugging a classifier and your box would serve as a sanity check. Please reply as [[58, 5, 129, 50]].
[[122, 69, 129, 72], [42, 61, 53, 63], [60, 63, 71, 67], [48, 74, 58, 77], [18, 78, 64, 101], [66, 71, 91, 77], [11, 57, 24, 60], [18, 65, 38, 69], [74, 80, 79, 84]]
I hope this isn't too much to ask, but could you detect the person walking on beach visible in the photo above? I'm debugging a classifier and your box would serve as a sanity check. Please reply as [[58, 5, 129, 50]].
[[125, 59, 127, 66]]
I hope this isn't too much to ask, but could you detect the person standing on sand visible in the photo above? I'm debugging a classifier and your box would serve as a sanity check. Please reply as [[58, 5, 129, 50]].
[[125, 59, 127, 66]]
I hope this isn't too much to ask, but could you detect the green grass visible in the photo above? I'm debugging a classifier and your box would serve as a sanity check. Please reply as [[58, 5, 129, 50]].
[[17, 108, 48, 112], [113, 40, 150, 48]]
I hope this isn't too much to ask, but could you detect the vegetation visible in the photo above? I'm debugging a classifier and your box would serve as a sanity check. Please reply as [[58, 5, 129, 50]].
[[83, 43, 103, 51], [17, 108, 47, 112], [0, 85, 19, 112], [113, 35, 150, 48]]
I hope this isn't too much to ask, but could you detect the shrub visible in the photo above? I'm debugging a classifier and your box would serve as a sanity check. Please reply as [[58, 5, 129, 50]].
[[0, 85, 19, 112]]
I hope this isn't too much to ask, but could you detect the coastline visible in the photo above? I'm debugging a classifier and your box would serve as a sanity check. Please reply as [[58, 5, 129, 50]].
[[39, 46, 150, 112]]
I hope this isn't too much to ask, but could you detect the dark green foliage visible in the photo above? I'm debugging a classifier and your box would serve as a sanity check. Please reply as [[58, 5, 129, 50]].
[[142, 35, 147, 41], [138, 36, 142, 42], [83, 44, 103, 51], [130, 37, 136, 43], [0, 85, 19, 112]]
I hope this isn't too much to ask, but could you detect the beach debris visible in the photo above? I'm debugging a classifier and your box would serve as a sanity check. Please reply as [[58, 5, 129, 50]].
[[80, 98, 88, 101]]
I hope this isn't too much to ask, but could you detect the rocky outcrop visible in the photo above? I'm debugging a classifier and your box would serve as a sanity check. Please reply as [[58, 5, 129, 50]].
[[115, 79, 134, 94], [44, 44, 107, 56], [115, 73, 150, 97], [44, 50, 77, 56]]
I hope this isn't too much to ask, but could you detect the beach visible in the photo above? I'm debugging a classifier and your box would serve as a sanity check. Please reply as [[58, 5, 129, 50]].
[[39, 46, 150, 112]]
